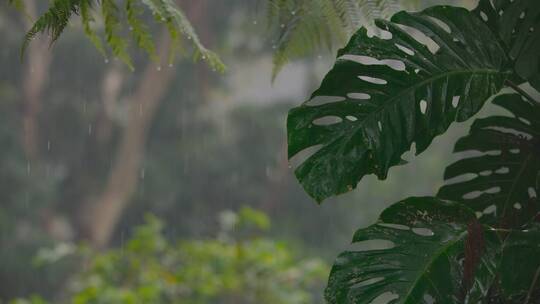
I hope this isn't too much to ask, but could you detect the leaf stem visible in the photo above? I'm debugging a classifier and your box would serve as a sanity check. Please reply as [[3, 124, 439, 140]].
[[505, 80, 539, 104]]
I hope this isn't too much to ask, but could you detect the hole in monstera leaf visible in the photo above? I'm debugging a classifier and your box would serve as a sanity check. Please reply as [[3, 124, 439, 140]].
[[288, 144, 323, 169], [348, 239, 395, 251], [518, 117, 531, 125], [306, 95, 345, 106], [346, 115, 358, 122], [401, 142, 417, 162], [379, 29, 393, 40], [486, 126, 532, 140], [412, 227, 434, 236], [424, 294, 435, 304], [395, 43, 415, 56], [420, 100, 428, 114], [479, 11, 488, 21], [495, 167, 510, 174], [370, 292, 399, 304], [452, 96, 460, 108], [514, 203, 522, 210], [313, 116, 343, 126], [342, 55, 407, 72], [486, 150, 503, 156], [350, 277, 385, 289], [427, 16, 451, 34], [347, 92, 371, 100], [528, 187, 537, 198], [378, 223, 410, 230], [464, 191, 482, 199], [359, 76, 387, 85], [483, 205, 497, 215], [445, 172, 477, 185], [486, 187, 501, 194], [396, 24, 440, 53], [479, 170, 492, 176]]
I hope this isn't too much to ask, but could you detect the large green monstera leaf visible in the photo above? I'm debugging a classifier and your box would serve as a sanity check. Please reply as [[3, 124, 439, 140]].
[[473, 0, 540, 91], [287, 6, 510, 202], [325, 197, 501, 303], [438, 93, 540, 226]]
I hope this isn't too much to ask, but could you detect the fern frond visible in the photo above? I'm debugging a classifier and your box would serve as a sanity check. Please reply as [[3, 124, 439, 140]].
[[141, 0, 225, 72], [21, 0, 85, 58], [126, 0, 157, 62], [80, 0, 106, 58], [267, 0, 414, 77], [102, 0, 133, 69], [19, 0, 224, 72]]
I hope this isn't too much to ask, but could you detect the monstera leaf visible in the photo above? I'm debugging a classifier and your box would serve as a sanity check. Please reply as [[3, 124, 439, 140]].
[[287, 6, 510, 202], [496, 225, 540, 302], [325, 197, 501, 303], [438, 93, 540, 226], [473, 0, 540, 91]]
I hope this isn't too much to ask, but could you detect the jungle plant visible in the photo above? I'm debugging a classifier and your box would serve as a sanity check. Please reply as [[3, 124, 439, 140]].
[[10, 208, 328, 304], [287, 0, 540, 303], [9, 0, 224, 71]]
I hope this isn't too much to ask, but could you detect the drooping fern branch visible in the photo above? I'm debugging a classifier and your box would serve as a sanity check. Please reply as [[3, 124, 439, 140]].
[[266, 0, 419, 78], [14, 0, 224, 72]]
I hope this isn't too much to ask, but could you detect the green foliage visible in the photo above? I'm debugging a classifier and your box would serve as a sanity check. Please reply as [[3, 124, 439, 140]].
[[288, 5, 510, 202], [326, 197, 499, 303], [11, 209, 328, 304], [286, 0, 540, 302], [473, 0, 540, 91], [15, 0, 224, 71], [439, 93, 540, 227], [266, 0, 417, 78]]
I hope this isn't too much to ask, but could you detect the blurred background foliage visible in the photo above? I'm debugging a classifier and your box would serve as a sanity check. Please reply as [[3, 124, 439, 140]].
[[0, 0, 477, 302], [10, 208, 328, 304]]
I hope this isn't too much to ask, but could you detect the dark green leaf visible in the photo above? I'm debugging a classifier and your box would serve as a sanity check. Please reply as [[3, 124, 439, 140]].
[[438, 93, 540, 227], [325, 197, 499, 303], [287, 6, 510, 202], [473, 0, 540, 91], [497, 225, 540, 301]]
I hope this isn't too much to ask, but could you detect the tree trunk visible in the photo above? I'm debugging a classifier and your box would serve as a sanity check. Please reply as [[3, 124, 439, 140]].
[[80, 32, 175, 248], [21, 0, 52, 160]]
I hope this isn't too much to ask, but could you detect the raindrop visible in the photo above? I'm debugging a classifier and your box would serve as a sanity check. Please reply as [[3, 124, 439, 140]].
[[104, 59, 109, 64], [280, 24, 285, 28], [140, 168, 145, 179], [202, 55, 206, 60], [157, 66, 162, 71], [27, 161, 31, 175], [47, 140, 51, 151], [253, 20, 258, 25], [129, 26, 133, 31], [168, 63, 173, 68], [88, 124, 93, 135]]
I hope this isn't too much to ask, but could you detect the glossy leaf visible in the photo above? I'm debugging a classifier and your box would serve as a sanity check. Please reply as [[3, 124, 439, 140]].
[[438, 93, 540, 226], [473, 0, 540, 91], [287, 6, 510, 202], [325, 197, 500, 303]]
